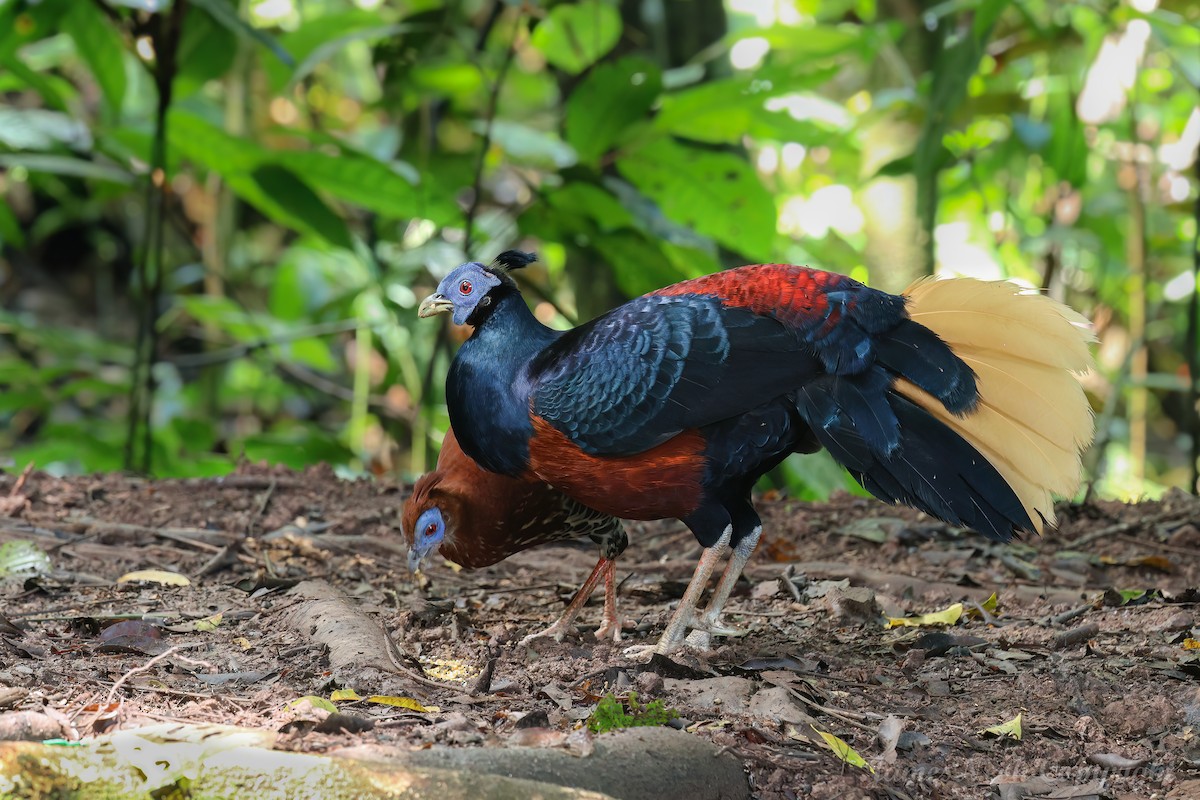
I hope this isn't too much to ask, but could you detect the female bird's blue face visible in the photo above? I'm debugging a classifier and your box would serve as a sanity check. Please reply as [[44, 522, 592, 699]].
[[406, 507, 446, 573], [417, 263, 502, 326]]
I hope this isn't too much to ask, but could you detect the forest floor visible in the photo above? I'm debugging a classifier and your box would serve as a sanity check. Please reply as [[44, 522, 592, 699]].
[[1, 464, 1198, 800]]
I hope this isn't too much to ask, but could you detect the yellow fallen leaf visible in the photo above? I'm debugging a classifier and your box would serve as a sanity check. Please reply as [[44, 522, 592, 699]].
[[117, 569, 191, 586], [286, 695, 337, 713], [366, 695, 438, 713], [814, 727, 874, 773], [193, 612, 223, 631], [886, 602, 963, 628], [234, 637, 253, 651], [330, 689, 362, 702], [980, 713, 1023, 740], [1183, 638, 1200, 650]]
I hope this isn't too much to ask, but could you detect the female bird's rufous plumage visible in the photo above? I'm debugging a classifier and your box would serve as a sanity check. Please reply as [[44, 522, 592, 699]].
[[418, 252, 1095, 655], [402, 427, 627, 643]]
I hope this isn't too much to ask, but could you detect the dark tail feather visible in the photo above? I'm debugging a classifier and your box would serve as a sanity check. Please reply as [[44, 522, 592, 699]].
[[797, 385, 1031, 542], [873, 319, 977, 415]]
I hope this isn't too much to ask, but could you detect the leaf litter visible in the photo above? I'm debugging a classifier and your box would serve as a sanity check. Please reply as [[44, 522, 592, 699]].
[[0, 466, 1197, 799]]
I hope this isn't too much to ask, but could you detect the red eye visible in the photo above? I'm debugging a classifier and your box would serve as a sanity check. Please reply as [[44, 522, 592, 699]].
[[425, 522, 438, 536], [459, 280, 472, 294]]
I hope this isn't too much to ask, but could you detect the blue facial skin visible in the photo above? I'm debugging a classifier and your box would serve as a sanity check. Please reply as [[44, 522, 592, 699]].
[[417, 263, 502, 326], [407, 507, 445, 573]]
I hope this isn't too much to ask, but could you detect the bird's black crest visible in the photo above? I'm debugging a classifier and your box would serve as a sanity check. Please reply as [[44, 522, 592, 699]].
[[493, 250, 538, 272]]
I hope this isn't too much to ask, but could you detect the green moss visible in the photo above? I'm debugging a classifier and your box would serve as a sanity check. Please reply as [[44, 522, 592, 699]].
[[587, 692, 677, 734]]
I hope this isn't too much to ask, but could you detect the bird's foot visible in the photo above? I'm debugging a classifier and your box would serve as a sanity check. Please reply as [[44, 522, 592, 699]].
[[518, 621, 571, 647], [592, 617, 624, 643], [694, 614, 749, 638]]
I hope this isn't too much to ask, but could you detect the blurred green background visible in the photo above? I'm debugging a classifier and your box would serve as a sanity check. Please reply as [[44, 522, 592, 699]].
[[0, 0, 1196, 502]]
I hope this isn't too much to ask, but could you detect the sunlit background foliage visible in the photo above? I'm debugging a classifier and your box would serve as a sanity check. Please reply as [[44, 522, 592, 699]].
[[0, 0, 1196, 502]]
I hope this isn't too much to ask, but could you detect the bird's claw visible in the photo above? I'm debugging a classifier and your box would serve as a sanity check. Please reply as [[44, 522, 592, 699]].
[[592, 618, 624, 643], [518, 623, 570, 647]]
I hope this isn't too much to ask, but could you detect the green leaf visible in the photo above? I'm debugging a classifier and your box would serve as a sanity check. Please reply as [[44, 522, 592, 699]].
[[168, 112, 352, 249], [616, 138, 776, 258], [485, 120, 577, 170], [271, 149, 432, 222], [250, 165, 353, 251], [593, 231, 693, 298], [531, 0, 621, 75], [813, 727, 875, 773], [654, 66, 841, 145], [0, 200, 24, 248], [174, 5, 238, 99], [62, 0, 127, 117], [980, 713, 1023, 741], [566, 57, 661, 165], [914, 0, 1009, 263], [190, 0, 294, 67], [546, 183, 636, 233], [262, 9, 385, 92], [0, 540, 51, 580], [286, 24, 409, 93], [0, 153, 132, 184], [0, 108, 92, 151]]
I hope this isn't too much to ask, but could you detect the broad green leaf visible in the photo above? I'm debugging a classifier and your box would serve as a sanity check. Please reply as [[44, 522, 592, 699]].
[[0, 200, 24, 248], [263, 9, 386, 91], [117, 569, 192, 586], [271, 149, 437, 222], [0, 540, 51, 579], [62, 0, 127, 117], [654, 66, 841, 145], [174, 5, 237, 99], [168, 112, 352, 249], [286, 24, 409, 92], [980, 713, 1023, 741], [886, 602, 964, 628], [546, 183, 636, 233], [593, 231, 692, 298], [0, 153, 131, 184], [729, 24, 861, 57], [616, 138, 776, 258], [190, 0, 294, 66], [531, 0, 621, 75], [814, 727, 874, 773], [485, 120, 577, 170], [250, 165, 353, 251], [0, 108, 92, 151], [566, 57, 661, 165]]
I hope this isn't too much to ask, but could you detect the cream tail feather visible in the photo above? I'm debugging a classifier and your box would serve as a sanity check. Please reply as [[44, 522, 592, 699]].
[[896, 278, 1096, 533]]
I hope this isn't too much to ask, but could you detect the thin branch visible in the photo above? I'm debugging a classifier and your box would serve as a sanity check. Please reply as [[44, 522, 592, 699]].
[[1189, 149, 1200, 494], [462, 4, 521, 256]]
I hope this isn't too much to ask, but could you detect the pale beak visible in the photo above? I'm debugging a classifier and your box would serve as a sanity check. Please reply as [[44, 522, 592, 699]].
[[418, 293, 453, 318], [407, 545, 429, 574]]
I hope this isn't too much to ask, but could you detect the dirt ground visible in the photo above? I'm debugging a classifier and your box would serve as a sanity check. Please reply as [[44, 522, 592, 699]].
[[1, 463, 1198, 800]]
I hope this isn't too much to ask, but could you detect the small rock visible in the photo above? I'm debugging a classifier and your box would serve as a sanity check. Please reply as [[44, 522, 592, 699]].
[[664, 676, 754, 714], [746, 686, 810, 725], [825, 586, 880, 623], [751, 580, 781, 601], [634, 671, 663, 696], [1153, 610, 1194, 632]]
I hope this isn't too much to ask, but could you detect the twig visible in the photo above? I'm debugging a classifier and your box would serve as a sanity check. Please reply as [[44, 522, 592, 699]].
[[104, 644, 213, 705], [462, 4, 521, 255], [1052, 621, 1100, 650], [9, 463, 34, 496]]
